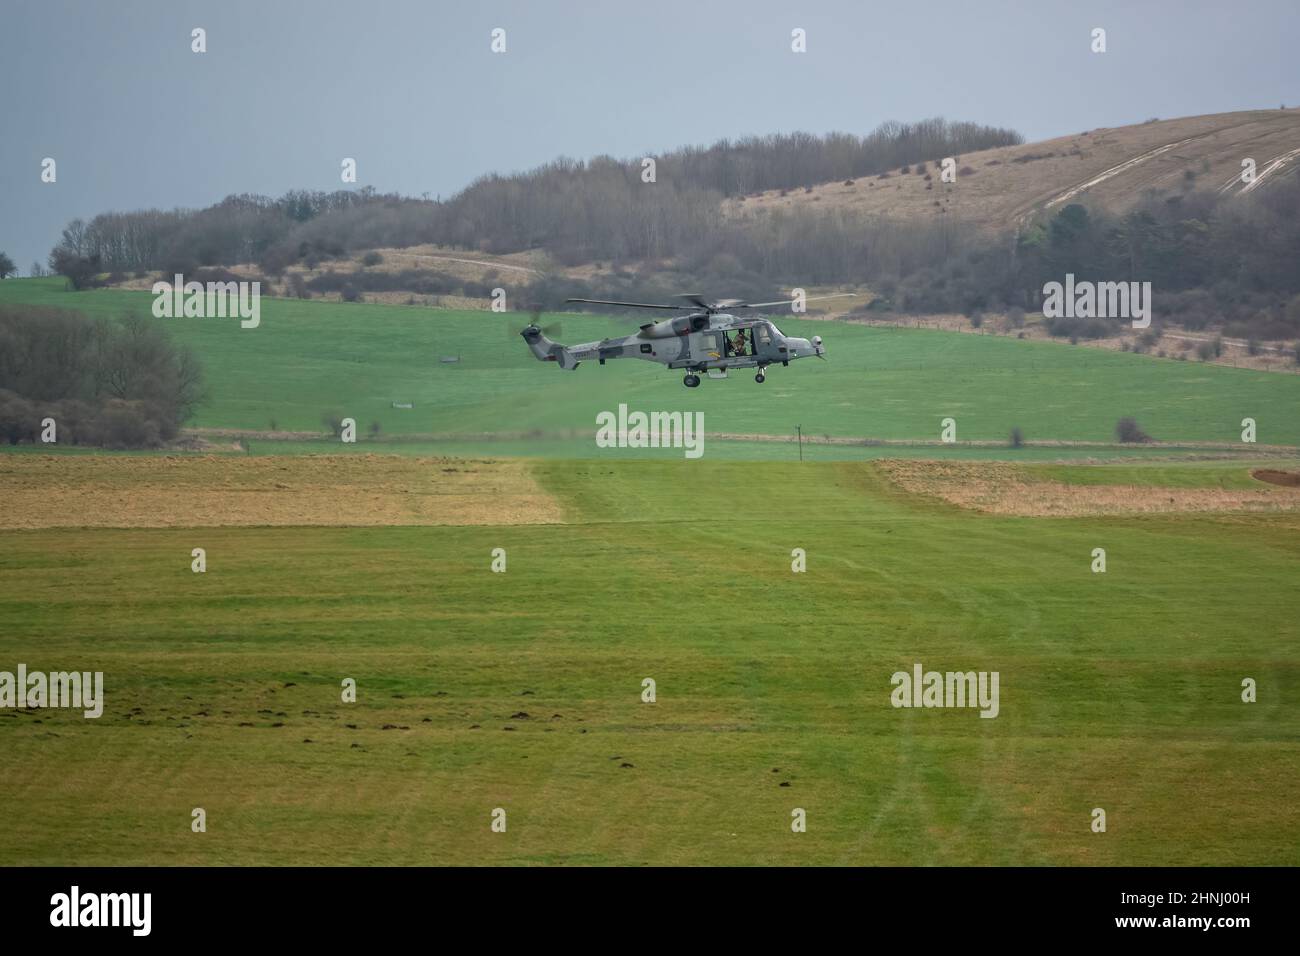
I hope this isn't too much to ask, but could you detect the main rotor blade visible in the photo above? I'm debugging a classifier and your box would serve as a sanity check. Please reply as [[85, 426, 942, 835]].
[[738, 293, 858, 308], [565, 298, 683, 310]]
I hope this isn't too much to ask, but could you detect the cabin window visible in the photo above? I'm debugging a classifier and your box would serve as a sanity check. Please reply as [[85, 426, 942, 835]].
[[757, 324, 773, 347], [725, 329, 752, 356]]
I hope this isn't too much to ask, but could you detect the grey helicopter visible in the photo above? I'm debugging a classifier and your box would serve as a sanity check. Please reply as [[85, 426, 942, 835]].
[[520, 293, 854, 386]]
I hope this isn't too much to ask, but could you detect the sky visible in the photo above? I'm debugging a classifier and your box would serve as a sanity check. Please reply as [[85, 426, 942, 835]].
[[1, 0, 1297, 271]]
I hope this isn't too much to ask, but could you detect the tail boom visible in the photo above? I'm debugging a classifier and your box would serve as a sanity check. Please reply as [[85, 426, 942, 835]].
[[521, 325, 580, 370]]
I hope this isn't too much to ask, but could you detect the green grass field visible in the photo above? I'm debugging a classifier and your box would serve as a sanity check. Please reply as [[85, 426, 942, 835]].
[[1, 459, 1297, 865], [1, 279, 1297, 866], [9, 437, 1285, 464], [2, 278, 1297, 449]]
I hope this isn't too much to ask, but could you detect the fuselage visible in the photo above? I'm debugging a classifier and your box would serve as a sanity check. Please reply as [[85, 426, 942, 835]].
[[563, 312, 822, 370]]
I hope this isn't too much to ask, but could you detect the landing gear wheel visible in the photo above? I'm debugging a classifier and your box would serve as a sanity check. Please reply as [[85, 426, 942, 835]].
[[755, 371, 766, 383], [683, 373, 701, 388]]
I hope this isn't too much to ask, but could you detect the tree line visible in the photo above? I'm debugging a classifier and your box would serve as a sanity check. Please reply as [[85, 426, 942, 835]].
[[45, 118, 1021, 274], [0, 306, 204, 447], [876, 175, 1300, 341]]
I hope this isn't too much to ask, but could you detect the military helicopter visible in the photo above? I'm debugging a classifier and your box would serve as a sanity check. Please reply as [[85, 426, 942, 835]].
[[520, 293, 854, 386]]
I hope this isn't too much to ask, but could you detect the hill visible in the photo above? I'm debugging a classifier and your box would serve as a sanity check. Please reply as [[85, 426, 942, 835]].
[[725, 109, 1300, 230], [37, 109, 1300, 351]]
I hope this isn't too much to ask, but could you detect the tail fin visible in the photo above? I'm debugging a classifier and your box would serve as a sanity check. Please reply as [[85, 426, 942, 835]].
[[521, 325, 580, 370]]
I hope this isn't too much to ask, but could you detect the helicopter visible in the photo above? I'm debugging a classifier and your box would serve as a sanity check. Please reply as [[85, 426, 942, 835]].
[[520, 293, 854, 387]]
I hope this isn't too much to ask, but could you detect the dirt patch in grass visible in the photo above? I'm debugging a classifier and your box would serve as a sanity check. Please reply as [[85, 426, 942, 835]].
[[0, 455, 563, 529], [1252, 468, 1300, 488], [879, 460, 1300, 516]]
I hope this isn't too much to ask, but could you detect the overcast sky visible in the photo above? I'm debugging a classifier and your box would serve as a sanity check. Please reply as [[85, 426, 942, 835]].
[[2, 0, 1297, 270]]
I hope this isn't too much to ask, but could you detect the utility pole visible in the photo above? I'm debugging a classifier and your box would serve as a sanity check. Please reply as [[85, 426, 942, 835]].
[[796, 424, 803, 462]]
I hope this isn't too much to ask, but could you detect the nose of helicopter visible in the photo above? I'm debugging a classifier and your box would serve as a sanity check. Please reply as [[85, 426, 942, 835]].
[[786, 335, 824, 358]]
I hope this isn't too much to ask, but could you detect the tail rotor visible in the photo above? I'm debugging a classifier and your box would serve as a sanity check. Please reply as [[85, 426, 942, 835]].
[[506, 304, 561, 340]]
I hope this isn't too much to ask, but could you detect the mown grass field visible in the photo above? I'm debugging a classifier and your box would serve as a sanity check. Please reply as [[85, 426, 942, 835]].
[[2, 278, 1298, 449], [1, 458, 1297, 865], [1, 280, 1297, 865]]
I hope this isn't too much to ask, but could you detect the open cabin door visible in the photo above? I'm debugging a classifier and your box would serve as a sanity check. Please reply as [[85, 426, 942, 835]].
[[698, 331, 725, 362], [753, 321, 779, 361]]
